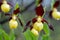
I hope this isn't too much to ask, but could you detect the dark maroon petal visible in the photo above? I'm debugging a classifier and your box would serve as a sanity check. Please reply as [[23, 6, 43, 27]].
[[0, 2, 2, 12], [35, 4, 44, 16], [13, 8, 20, 14], [26, 20, 31, 26], [23, 25, 33, 32], [41, 18, 48, 24], [17, 17, 23, 26], [23, 26, 28, 32], [0, 2, 2, 6], [5, 13, 11, 16], [0, 17, 12, 24], [48, 24, 54, 31], [49, 10, 53, 18], [53, 1, 60, 8], [32, 17, 37, 24], [23, 21, 31, 32], [30, 25, 33, 30], [9, 17, 12, 21], [23, 25, 30, 32], [41, 18, 54, 31]]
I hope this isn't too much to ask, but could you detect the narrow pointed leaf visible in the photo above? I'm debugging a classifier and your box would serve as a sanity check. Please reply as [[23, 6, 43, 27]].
[[14, 3, 19, 10], [2, 30, 9, 40], [43, 22, 50, 35], [36, 0, 43, 6], [23, 29, 32, 40]]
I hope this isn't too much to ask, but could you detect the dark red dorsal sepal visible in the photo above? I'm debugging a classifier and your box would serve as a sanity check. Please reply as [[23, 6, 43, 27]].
[[39, 0, 43, 4], [35, 4, 44, 16], [53, 1, 60, 8], [13, 8, 20, 14]]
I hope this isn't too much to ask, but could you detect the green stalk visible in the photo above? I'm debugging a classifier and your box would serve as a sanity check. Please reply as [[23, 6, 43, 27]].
[[9, 29, 15, 40]]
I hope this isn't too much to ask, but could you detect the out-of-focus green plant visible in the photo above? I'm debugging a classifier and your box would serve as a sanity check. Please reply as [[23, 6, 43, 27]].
[[24, 29, 39, 40], [23, 22, 51, 40], [23, 0, 55, 40], [0, 2, 19, 40], [0, 28, 15, 40], [42, 22, 50, 40]]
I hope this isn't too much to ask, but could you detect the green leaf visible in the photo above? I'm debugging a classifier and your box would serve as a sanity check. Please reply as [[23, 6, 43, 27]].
[[42, 35, 50, 40], [29, 30, 39, 40], [2, 29, 9, 40], [0, 29, 3, 40], [24, 29, 32, 40], [9, 29, 15, 40], [43, 22, 50, 35], [14, 3, 19, 10], [42, 22, 50, 40], [23, 29, 38, 40]]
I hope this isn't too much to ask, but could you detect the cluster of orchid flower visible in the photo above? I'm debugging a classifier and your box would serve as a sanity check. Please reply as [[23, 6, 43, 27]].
[[23, 0, 60, 36], [0, 0, 21, 29], [0, 0, 60, 36]]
